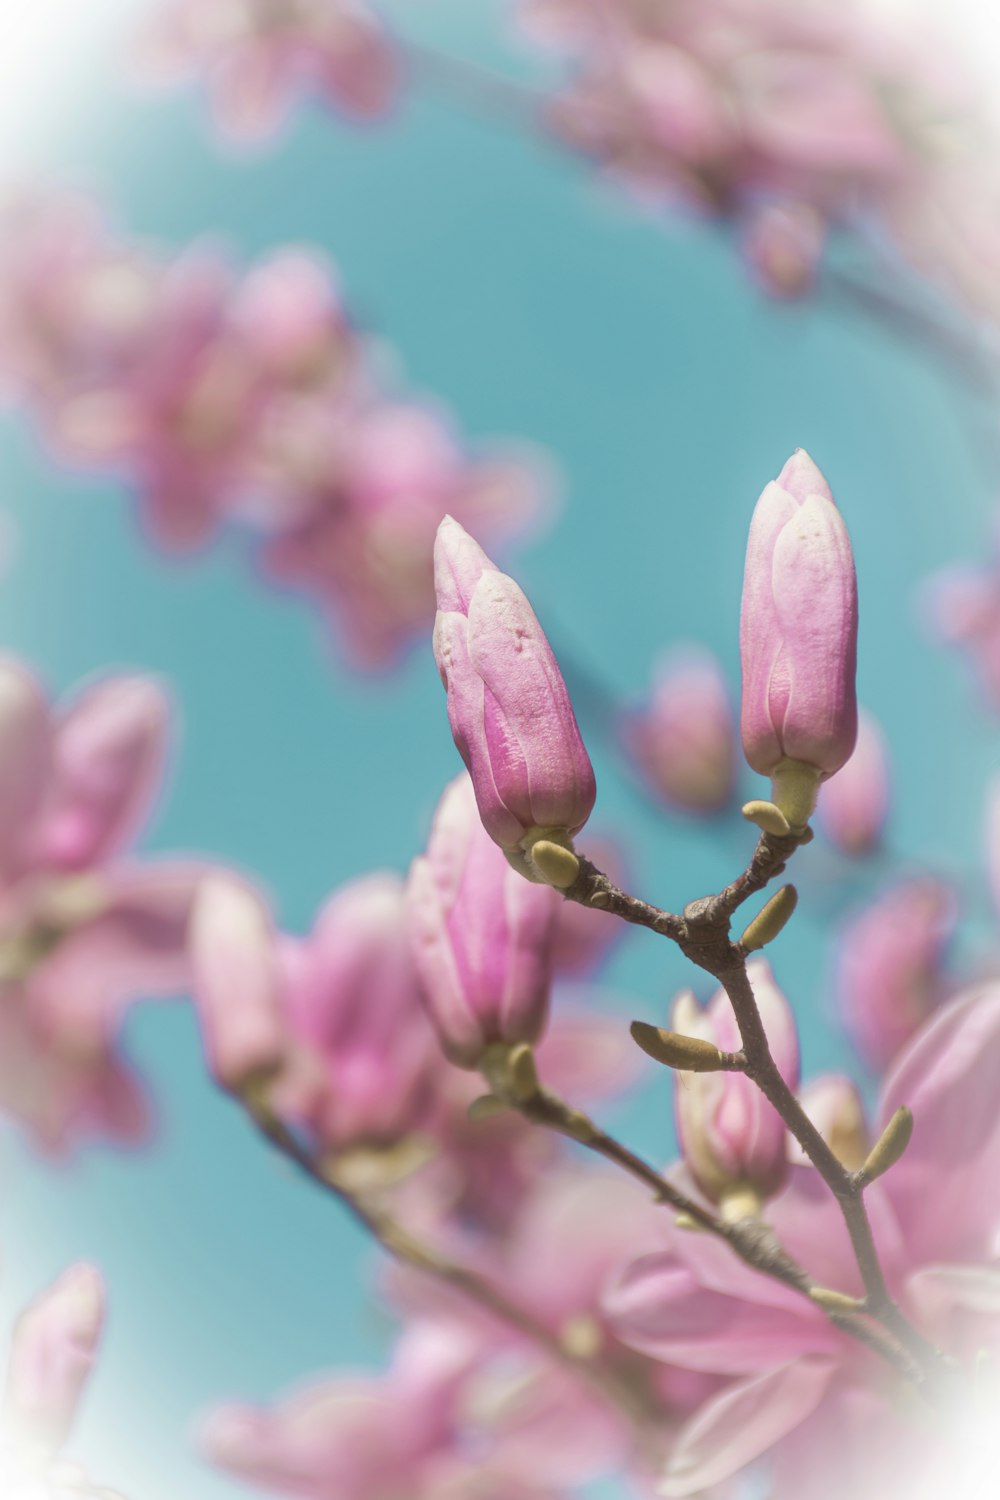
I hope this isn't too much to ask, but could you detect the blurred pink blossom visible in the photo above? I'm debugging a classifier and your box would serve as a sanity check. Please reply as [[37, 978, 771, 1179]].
[[407, 774, 561, 1068], [189, 869, 447, 1156], [671, 960, 800, 1209], [0, 659, 204, 1153], [522, 0, 1000, 324], [925, 516, 1000, 711], [0, 191, 547, 671], [833, 876, 956, 1073], [605, 982, 1000, 1498], [622, 646, 737, 816], [0, 1263, 119, 1496], [742, 201, 825, 298], [136, 0, 400, 144], [815, 708, 890, 856], [202, 1317, 605, 1500]]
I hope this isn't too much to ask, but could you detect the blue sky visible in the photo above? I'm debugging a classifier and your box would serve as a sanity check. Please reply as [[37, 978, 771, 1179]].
[[1, 3, 997, 1496]]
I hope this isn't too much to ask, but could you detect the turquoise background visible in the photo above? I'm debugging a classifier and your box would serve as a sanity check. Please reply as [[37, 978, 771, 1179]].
[[1, 2, 996, 1495]]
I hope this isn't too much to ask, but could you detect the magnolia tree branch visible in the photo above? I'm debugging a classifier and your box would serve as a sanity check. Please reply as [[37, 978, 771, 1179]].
[[558, 830, 948, 1390], [241, 1098, 655, 1431], [481, 1043, 926, 1386]]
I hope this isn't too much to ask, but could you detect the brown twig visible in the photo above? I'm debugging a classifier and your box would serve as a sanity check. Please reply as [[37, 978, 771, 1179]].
[[480, 1045, 925, 1386], [242, 1098, 654, 1427], [401, 39, 546, 134], [561, 830, 947, 1389]]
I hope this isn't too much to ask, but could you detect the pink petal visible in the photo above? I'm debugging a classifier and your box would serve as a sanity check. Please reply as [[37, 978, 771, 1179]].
[[660, 1357, 837, 1496]]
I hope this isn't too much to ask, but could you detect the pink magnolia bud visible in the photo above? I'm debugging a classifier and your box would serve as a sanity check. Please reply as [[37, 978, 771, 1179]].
[[672, 960, 799, 1207], [406, 773, 561, 1067], [189, 874, 287, 1093], [789, 1073, 869, 1171], [739, 451, 858, 825], [742, 202, 825, 299], [834, 878, 955, 1073], [816, 708, 890, 855], [233, 250, 348, 385], [1, 1263, 105, 1459], [35, 674, 170, 871], [432, 516, 595, 884], [281, 871, 439, 1151], [622, 646, 737, 815]]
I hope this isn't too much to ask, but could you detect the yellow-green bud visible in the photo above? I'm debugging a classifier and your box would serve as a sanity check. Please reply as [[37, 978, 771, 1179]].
[[739, 885, 799, 952], [857, 1106, 913, 1186], [630, 1020, 733, 1072]]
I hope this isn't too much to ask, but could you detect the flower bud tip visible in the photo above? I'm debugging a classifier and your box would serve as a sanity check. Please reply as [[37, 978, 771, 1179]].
[[527, 837, 580, 889], [739, 885, 798, 952], [857, 1106, 913, 1185], [630, 1019, 731, 1071], [742, 800, 792, 837], [810, 1286, 865, 1315]]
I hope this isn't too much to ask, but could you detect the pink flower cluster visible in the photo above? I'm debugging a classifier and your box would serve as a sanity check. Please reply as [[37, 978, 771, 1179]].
[[0, 190, 545, 670], [16, 440, 992, 1500], [0, 658, 206, 1154], [607, 983, 1000, 1498], [520, 0, 1000, 319], [202, 1172, 714, 1500], [189, 781, 630, 1192], [136, 0, 400, 144]]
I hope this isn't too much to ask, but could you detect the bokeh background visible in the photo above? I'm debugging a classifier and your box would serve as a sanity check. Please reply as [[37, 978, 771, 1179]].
[[1, 2, 996, 1495]]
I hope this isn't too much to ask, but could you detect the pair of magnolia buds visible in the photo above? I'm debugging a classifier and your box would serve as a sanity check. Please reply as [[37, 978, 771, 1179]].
[[434, 447, 858, 882]]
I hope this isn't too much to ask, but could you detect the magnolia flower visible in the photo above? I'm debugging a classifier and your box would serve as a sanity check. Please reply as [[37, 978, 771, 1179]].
[[0, 190, 545, 671], [672, 960, 800, 1209], [0, 1263, 121, 1497], [202, 1318, 599, 1500], [189, 874, 286, 1094], [136, 0, 400, 143], [407, 774, 561, 1068], [815, 708, 890, 856], [432, 517, 595, 886], [622, 646, 737, 815], [740, 450, 857, 827], [190, 870, 444, 1155], [606, 982, 1000, 1498], [0, 659, 204, 1152], [833, 877, 955, 1073], [264, 406, 544, 672]]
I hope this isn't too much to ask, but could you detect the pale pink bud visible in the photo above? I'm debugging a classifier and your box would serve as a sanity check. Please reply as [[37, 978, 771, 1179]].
[[1, 1263, 105, 1459], [233, 250, 348, 384], [834, 878, 955, 1073], [282, 872, 438, 1149], [189, 875, 286, 1092], [624, 44, 733, 163], [35, 674, 170, 870], [406, 774, 561, 1067], [740, 451, 858, 789], [622, 646, 737, 815], [742, 202, 825, 299], [432, 517, 595, 864], [672, 960, 799, 1205], [789, 1073, 869, 1171], [816, 708, 890, 855]]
